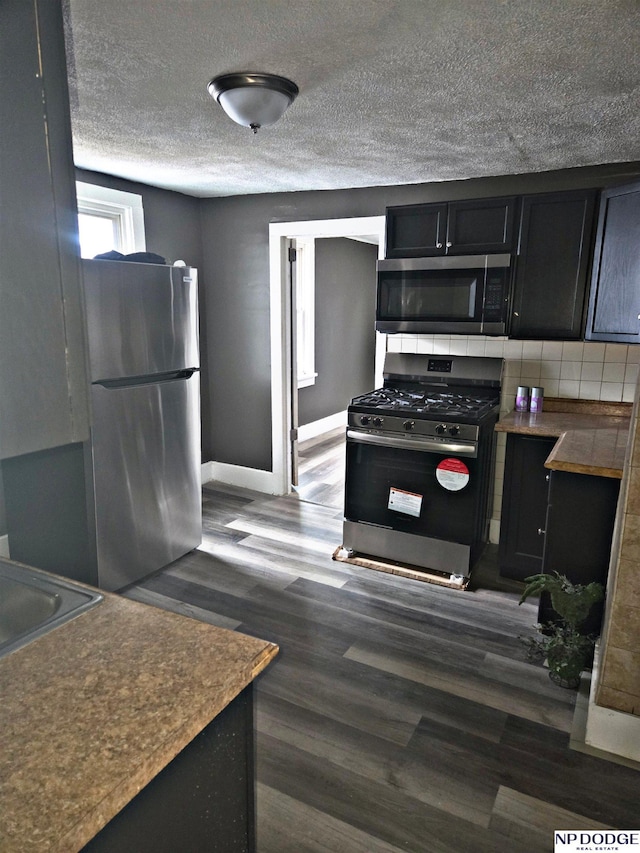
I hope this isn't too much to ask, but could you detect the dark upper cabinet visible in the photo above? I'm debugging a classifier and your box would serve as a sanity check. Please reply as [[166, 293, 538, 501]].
[[586, 180, 640, 343], [385, 196, 516, 258], [446, 197, 517, 255], [385, 203, 447, 257], [510, 190, 597, 340]]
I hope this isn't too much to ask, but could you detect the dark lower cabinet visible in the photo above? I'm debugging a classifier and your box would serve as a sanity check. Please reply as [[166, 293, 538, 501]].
[[81, 685, 256, 853], [498, 435, 555, 581], [510, 190, 597, 339], [498, 433, 620, 635], [539, 470, 619, 634]]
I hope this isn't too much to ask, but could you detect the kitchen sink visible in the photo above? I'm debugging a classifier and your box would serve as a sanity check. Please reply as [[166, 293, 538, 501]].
[[0, 559, 103, 658]]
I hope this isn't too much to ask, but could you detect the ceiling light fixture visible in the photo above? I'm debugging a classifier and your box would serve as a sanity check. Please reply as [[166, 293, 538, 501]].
[[207, 72, 299, 134]]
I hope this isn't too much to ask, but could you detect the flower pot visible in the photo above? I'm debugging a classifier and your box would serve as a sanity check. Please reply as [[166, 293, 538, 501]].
[[548, 669, 581, 689], [546, 645, 587, 689]]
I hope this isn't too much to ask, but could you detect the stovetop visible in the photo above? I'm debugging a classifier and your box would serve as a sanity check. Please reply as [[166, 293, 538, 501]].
[[349, 385, 501, 423]]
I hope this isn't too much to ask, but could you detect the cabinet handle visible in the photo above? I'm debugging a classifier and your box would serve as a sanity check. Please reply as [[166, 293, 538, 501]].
[[537, 528, 546, 536], [513, 311, 519, 317], [446, 241, 452, 248], [436, 242, 443, 249], [545, 474, 550, 481]]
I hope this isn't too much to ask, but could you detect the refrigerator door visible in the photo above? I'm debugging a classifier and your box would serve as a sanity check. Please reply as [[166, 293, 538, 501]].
[[90, 372, 201, 591], [82, 260, 199, 381]]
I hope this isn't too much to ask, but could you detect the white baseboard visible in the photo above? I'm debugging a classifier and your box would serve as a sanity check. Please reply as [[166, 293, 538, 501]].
[[201, 461, 285, 495], [201, 413, 348, 497], [584, 641, 640, 764], [0, 534, 9, 558], [298, 411, 347, 443]]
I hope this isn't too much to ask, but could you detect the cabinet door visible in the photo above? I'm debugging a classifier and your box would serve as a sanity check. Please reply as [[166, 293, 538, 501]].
[[0, 0, 90, 459], [539, 470, 619, 634], [510, 190, 597, 339], [498, 434, 555, 581], [586, 180, 640, 343], [385, 203, 447, 257], [446, 197, 517, 254]]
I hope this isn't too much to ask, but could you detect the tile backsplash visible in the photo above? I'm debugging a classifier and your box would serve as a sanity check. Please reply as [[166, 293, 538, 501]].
[[387, 335, 640, 407], [386, 334, 640, 542]]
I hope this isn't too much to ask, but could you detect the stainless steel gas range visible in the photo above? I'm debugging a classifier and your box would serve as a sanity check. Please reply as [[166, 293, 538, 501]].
[[343, 352, 503, 578]]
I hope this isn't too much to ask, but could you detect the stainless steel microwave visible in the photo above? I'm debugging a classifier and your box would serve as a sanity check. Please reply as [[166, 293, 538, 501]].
[[376, 253, 511, 335]]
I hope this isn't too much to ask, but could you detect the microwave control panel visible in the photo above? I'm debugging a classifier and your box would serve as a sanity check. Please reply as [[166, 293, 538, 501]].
[[484, 273, 508, 321]]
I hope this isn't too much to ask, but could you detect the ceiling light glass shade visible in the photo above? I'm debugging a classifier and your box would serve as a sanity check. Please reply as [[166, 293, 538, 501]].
[[207, 72, 298, 133]]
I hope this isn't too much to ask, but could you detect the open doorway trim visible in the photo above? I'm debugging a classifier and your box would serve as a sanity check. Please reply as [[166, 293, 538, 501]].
[[268, 216, 386, 495]]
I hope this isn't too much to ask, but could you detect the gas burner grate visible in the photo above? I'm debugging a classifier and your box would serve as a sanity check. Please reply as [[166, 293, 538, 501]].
[[349, 385, 500, 422]]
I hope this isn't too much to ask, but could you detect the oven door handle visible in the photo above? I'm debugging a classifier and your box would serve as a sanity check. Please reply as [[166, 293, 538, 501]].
[[346, 429, 478, 457]]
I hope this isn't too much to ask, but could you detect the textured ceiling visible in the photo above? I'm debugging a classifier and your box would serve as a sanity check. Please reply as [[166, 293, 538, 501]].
[[64, 0, 640, 198]]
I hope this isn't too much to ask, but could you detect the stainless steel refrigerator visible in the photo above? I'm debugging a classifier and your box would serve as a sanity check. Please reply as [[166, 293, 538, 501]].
[[2, 260, 202, 591], [83, 259, 202, 590]]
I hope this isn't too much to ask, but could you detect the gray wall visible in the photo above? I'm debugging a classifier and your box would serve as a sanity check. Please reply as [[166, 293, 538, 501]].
[[200, 162, 640, 472], [298, 238, 377, 427], [0, 470, 5, 542]]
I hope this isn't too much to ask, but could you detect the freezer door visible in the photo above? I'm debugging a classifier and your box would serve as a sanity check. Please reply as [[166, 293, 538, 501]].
[[90, 372, 201, 591], [82, 260, 199, 381]]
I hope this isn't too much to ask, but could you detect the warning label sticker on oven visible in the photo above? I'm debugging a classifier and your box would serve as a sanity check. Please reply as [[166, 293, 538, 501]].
[[436, 458, 470, 491], [388, 487, 423, 517]]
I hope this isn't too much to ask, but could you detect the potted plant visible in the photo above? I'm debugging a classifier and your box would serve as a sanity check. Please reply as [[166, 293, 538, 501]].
[[519, 572, 605, 688]]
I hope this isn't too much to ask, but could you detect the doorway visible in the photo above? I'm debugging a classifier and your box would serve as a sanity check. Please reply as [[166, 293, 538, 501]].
[[268, 216, 386, 500], [292, 234, 379, 508]]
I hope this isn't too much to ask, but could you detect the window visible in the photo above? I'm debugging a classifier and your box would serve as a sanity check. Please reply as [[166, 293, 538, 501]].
[[75, 182, 146, 258], [294, 237, 317, 388]]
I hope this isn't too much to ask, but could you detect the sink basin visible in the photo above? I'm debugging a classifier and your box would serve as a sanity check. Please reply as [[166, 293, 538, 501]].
[[0, 559, 103, 658]]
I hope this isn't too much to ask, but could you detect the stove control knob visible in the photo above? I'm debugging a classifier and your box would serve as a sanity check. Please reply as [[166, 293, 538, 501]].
[[360, 415, 371, 426], [372, 417, 384, 428], [403, 420, 415, 431], [435, 423, 447, 435], [449, 425, 460, 437]]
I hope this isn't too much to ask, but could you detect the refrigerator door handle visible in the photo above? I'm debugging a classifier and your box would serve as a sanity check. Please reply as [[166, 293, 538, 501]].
[[94, 368, 198, 389]]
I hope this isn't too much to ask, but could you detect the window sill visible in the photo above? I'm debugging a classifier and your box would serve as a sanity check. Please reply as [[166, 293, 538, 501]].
[[297, 373, 318, 390]]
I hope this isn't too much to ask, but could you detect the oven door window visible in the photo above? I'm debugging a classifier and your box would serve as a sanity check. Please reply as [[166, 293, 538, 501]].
[[344, 440, 483, 544], [377, 268, 485, 322]]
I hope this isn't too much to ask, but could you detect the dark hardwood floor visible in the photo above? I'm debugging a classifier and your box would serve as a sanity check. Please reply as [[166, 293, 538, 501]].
[[124, 439, 640, 853], [294, 428, 345, 510]]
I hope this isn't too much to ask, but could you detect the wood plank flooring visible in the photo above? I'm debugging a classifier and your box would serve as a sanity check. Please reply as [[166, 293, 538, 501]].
[[123, 465, 640, 852], [294, 428, 345, 510]]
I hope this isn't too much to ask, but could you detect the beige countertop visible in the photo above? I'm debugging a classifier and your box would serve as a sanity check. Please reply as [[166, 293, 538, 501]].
[[0, 585, 278, 853], [495, 399, 632, 479]]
